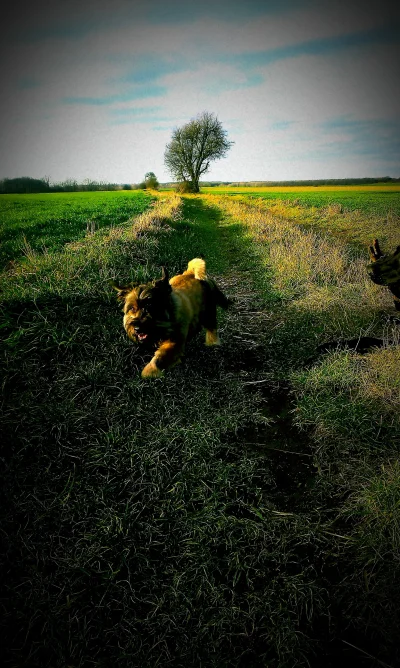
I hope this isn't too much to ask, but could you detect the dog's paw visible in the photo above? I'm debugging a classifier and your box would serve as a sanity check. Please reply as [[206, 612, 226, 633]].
[[141, 361, 164, 379], [205, 330, 221, 346]]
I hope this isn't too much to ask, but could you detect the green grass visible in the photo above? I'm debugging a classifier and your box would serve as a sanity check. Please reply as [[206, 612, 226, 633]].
[[201, 185, 400, 217], [1, 190, 400, 667], [229, 190, 399, 212], [0, 190, 152, 266]]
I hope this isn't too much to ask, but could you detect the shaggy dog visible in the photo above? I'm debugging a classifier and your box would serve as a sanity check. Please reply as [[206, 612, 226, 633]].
[[368, 239, 400, 311], [113, 258, 230, 378]]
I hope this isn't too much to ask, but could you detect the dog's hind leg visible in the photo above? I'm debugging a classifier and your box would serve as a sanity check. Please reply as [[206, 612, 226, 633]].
[[202, 302, 220, 346], [213, 283, 232, 310], [205, 328, 220, 346], [200, 279, 231, 346]]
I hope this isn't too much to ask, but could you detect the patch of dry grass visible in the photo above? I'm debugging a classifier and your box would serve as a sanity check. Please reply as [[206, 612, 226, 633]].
[[127, 192, 182, 237], [204, 194, 393, 330]]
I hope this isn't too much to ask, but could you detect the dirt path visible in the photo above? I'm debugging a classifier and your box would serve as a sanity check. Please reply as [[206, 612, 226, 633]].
[[182, 195, 316, 514]]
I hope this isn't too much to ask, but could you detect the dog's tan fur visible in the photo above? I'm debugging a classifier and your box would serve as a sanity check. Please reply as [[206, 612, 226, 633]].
[[113, 258, 230, 377]]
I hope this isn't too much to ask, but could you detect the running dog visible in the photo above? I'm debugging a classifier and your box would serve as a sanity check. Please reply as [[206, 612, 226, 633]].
[[113, 258, 230, 377]]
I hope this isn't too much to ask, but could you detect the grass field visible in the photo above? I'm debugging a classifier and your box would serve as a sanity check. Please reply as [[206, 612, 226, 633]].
[[201, 184, 400, 217], [0, 190, 152, 267], [1, 188, 399, 667]]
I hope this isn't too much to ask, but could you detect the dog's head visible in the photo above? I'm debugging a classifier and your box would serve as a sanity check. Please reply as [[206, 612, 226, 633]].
[[112, 267, 172, 344], [367, 245, 400, 287]]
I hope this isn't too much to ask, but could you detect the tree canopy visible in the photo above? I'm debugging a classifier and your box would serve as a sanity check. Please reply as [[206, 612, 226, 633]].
[[144, 172, 159, 189], [164, 112, 233, 193]]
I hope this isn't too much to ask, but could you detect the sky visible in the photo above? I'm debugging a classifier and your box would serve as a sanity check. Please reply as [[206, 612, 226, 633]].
[[1, 0, 400, 184]]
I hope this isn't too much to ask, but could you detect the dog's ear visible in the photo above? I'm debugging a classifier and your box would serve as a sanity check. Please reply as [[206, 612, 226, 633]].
[[369, 238, 384, 262], [154, 266, 171, 291], [110, 280, 134, 302]]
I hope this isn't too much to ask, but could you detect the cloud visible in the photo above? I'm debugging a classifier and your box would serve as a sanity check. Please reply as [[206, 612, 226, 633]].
[[108, 106, 171, 126], [225, 21, 400, 71], [113, 54, 191, 85], [270, 121, 294, 131], [109, 106, 162, 117], [319, 116, 400, 162], [140, 0, 311, 25], [63, 86, 167, 106], [17, 77, 41, 90]]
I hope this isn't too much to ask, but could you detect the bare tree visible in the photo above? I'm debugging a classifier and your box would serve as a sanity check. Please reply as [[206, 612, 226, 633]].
[[164, 112, 233, 193]]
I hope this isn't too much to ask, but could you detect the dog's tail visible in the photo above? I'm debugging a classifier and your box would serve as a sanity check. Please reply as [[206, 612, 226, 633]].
[[187, 257, 207, 280], [187, 257, 232, 309]]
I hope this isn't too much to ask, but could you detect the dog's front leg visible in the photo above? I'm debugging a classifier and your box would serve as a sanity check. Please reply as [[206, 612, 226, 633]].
[[141, 340, 185, 378]]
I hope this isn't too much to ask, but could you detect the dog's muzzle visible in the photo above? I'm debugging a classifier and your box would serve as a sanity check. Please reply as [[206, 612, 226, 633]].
[[131, 322, 149, 342], [124, 316, 151, 343], [135, 330, 149, 342], [125, 318, 154, 343]]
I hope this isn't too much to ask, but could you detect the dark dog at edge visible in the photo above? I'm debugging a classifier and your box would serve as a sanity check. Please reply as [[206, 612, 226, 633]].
[[113, 258, 230, 378], [367, 239, 400, 312]]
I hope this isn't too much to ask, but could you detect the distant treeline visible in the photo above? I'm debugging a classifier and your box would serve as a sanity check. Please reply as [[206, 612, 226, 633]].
[[0, 177, 135, 194], [1, 175, 399, 194], [0, 177, 52, 194], [204, 177, 400, 187]]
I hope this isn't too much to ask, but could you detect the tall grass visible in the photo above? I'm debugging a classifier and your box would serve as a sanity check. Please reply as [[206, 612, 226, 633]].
[[205, 194, 393, 338]]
